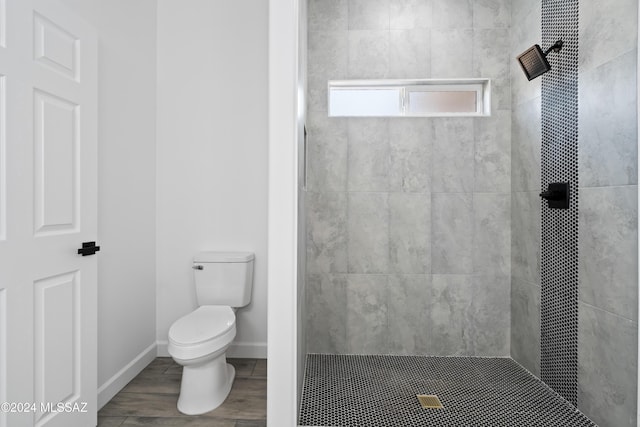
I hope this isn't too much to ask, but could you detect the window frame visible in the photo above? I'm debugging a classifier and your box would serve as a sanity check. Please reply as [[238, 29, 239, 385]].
[[327, 78, 491, 118]]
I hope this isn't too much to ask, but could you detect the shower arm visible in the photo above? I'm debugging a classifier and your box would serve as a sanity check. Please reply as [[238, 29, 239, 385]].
[[543, 40, 564, 56]]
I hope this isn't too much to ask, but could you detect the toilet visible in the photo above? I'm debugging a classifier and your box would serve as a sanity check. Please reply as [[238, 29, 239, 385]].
[[168, 251, 254, 415]]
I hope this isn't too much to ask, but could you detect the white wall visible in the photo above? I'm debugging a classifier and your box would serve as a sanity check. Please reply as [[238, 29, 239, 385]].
[[156, 0, 269, 358], [57, 0, 158, 406]]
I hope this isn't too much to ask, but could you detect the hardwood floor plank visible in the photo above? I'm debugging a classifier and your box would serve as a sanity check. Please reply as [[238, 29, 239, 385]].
[[97, 416, 127, 426], [121, 416, 235, 426]]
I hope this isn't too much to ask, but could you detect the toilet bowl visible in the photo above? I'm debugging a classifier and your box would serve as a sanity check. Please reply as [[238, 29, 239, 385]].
[[168, 305, 237, 415]]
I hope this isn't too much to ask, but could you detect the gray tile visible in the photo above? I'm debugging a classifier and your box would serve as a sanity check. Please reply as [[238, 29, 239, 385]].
[[308, 0, 348, 31], [306, 274, 348, 353], [472, 0, 510, 29], [347, 192, 390, 274], [347, 118, 390, 191], [510, 1, 542, 106], [431, 29, 473, 78], [432, 118, 474, 193], [579, 50, 638, 187], [578, 303, 638, 427], [389, 29, 430, 79], [346, 275, 389, 353], [387, 274, 430, 354], [579, 0, 638, 72], [474, 111, 511, 193], [389, 193, 430, 274], [511, 191, 540, 285], [473, 193, 510, 276], [432, 193, 473, 274], [510, 278, 540, 376], [389, 0, 432, 29], [579, 186, 638, 321], [348, 0, 390, 30], [431, 0, 472, 29], [428, 274, 506, 356], [307, 31, 348, 112], [511, 97, 541, 192], [348, 30, 390, 78], [468, 275, 510, 356], [306, 112, 348, 192], [491, 78, 511, 111], [306, 192, 348, 274], [307, 31, 348, 87], [473, 29, 510, 79], [388, 118, 433, 193]]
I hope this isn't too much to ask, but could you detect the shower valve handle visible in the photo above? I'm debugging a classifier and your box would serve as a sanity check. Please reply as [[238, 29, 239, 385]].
[[539, 183, 570, 209]]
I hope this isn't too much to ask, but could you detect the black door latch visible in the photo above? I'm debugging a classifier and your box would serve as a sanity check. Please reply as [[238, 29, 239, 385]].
[[78, 241, 101, 256]]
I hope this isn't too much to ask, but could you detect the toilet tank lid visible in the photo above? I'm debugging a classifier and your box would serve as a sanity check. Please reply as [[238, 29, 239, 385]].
[[194, 251, 254, 263]]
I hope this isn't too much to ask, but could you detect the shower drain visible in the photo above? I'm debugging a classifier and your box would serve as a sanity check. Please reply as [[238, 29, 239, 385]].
[[417, 394, 443, 409]]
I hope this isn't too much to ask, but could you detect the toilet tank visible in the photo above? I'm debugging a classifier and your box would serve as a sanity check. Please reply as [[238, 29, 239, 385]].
[[193, 251, 255, 307]]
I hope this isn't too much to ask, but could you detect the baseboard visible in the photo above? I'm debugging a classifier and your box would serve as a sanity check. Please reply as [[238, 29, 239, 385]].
[[97, 342, 157, 409], [156, 340, 267, 359], [228, 342, 267, 359]]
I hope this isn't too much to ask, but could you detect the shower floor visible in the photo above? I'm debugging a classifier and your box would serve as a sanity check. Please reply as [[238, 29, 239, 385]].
[[299, 354, 597, 427]]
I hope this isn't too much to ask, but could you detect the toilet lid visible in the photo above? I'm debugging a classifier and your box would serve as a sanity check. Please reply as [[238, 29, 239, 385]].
[[169, 306, 235, 345]]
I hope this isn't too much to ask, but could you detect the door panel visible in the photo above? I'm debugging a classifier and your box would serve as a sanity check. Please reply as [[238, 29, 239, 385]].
[[33, 89, 79, 236], [0, 1, 97, 426]]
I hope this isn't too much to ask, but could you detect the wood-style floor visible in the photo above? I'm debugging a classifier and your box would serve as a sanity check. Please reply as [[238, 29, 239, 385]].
[[98, 358, 267, 427]]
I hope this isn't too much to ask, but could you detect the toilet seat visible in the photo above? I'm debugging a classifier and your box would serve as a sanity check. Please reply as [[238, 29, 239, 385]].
[[168, 306, 236, 360]]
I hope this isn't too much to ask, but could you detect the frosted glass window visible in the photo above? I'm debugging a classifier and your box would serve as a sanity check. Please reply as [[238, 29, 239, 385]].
[[328, 79, 490, 117], [407, 90, 477, 114], [329, 88, 402, 117]]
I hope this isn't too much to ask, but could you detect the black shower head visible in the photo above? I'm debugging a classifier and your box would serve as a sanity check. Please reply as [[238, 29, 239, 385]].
[[517, 40, 563, 81]]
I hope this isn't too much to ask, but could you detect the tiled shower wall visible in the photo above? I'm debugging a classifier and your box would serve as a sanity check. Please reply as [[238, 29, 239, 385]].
[[305, 0, 512, 356], [510, 0, 639, 426]]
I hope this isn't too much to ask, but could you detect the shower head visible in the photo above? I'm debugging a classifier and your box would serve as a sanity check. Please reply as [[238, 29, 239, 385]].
[[517, 40, 563, 81]]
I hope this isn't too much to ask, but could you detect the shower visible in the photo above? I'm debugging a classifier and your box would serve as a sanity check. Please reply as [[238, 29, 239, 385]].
[[517, 40, 563, 80]]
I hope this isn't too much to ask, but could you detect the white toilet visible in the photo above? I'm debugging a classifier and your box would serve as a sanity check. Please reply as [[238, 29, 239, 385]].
[[168, 251, 254, 415]]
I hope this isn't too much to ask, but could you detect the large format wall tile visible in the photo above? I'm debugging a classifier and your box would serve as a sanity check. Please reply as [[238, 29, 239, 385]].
[[579, 186, 638, 321], [347, 192, 389, 274], [348, 0, 390, 30], [511, 191, 540, 285], [348, 30, 390, 78], [348, 119, 390, 191], [432, 193, 473, 274], [511, 97, 541, 192], [346, 275, 389, 353], [432, 118, 474, 192], [511, 278, 540, 376], [578, 303, 638, 427], [308, 0, 348, 32], [306, 274, 348, 353], [306, 192, 348, 273], [474, 193, 510, 276], [579, 50, 638, 187], [472, 0, 510, 29], [427, 275, 509, 356], [387, 274, 430, 354], [389, 29, 430, 79], [579, 0, 638, 72], [474, 111, 511, 193], [306, 112, 348, 192], [431, 0, 472, 29], [473, 29, 510, 80], [388, 119, 433, 192], [389, 0, 432, 30], [389, 193, 430, 274], [307, 31, 348, 113], [431, 29, 473, 78]]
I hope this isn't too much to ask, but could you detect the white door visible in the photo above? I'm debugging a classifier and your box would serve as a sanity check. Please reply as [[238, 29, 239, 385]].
[[0, 0, 98, 426]]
